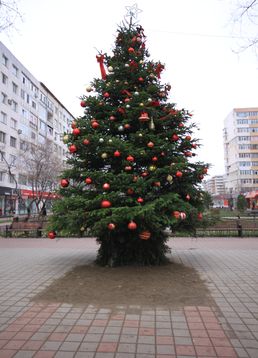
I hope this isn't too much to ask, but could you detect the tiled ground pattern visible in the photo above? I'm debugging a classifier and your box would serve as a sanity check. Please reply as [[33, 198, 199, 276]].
[[0, 237, 257, 357]]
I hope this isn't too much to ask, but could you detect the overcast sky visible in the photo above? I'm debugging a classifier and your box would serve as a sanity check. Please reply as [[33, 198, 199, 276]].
[[1, 0, 258, 177]]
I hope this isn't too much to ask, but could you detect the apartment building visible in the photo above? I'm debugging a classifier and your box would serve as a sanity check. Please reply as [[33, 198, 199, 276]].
[[0, 41, 74, 215], [202, 175, 228, 207], [224, 107, 258, 199]]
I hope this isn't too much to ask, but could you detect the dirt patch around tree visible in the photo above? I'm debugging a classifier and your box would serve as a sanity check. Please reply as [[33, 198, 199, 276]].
[[33, 260, 215, 309]]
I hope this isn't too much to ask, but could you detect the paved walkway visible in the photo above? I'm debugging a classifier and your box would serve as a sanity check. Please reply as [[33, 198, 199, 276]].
[[0, 237, 258, 358]]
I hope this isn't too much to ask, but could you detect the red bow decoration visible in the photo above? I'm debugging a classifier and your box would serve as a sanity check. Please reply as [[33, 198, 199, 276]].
[[155, 63, 165, 79], [96, 54, 107, 80]]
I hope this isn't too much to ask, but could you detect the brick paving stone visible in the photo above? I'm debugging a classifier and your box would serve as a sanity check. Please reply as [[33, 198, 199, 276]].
[[78, 341, 99, 351], [0, 351, 18, 358], [97, 342, 118, 352], [175, 344, 196, 355], [59, 341, 81, 351], [13, 351, 36, 358], [21, 340, 44, 350], [74, 353, 94, 358], [156, 344, 175, 354], [136, 343, 156, 354], [138, 335, 155, 344], [33, 351, 56, 358]]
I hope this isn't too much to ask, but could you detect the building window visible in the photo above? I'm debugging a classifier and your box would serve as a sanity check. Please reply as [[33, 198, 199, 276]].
[[12, 101, 18, 112], [1, 72, 8, 85], [0, 151, 6, 161], [12, 64, 19, 77], [12, 82, 18, 94], [9, 174, 16, 184], [2, 54, 8, 67], [10, 118, 17, 129], [0, 172, 5, 182], [18, 174, 27, 185], [21, 89, 25, 100], [10, 136, 17, 148], [32, 100, 36, 109], [0, 112, 7, 124], [31, 131, 36, 140], [26, 94, 30, 104], [0, 131, 6, 144], [1, 92, 7, 104]]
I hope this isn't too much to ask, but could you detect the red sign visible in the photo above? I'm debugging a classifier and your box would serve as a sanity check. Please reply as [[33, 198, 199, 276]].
[[21, 189, 59, 199]]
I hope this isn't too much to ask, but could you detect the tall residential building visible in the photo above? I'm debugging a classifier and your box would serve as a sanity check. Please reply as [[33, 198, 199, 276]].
[[223, 107, 258, 197], [0, 41, 74, 215], [203, 175, 226, 196]]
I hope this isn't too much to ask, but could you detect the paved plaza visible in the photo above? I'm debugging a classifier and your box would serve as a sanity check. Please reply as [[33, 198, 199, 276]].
[[0, 237, 258, 358]]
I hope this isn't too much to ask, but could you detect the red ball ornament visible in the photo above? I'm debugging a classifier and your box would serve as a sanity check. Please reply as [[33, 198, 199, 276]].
[[203, 167, 208, 174], [180, 212, 186, 220], [83, 139, 90, 145], [186, 194, 191, 200], [197, 212, 203, 220], [69, 144, 77, 153], [138, 77, 144, 82], [179, 123, 184, 128], [91, 121, 99, 129], [125, 166, 132, 171], [127, 188, 134, 195], [85, 177, 92, 184], [176, 171, 183, 178], [147, 141, 154, 148], [108, 223, 116, 230], [72, 128, 81, 136], [128, 47, 135, 53], [114, 150, 121, 157], [48, 231, 56, 240], [71, 121, 77, 129], [124, 98, 130, 103], [132, 175, 139, 182], [102, 183, 110, 190], [184, 151, 192, 157], [60, 179, 69, 188], [109, 115, 116, 121], [80, 100, 87, 107], [153, 181, 161, 187], [173, 211, 181, 219], [101, 200, 111, 208], [128, 221, 137, 230], [139, 231, 151, 240], [185, 135, 191, 141], [126, 155, 134, 162], [124, 123, 131, 129], [137, 197, 144, 203], [141, 171, 149, 177], [103, 92, 110, 98], [152, 156, 158, 162], [171, 134, 179, 141]]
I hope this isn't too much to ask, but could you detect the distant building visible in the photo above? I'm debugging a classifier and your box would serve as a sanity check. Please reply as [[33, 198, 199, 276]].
[[0, 41, 74, 215], [223, 107, 258, 204], [203, 175, 228, 207]]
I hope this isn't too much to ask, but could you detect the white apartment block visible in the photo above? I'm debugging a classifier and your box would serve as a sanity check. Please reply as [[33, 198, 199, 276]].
[[0, 41, 74, 215], [224, 107, 258, 197], [203, 175, 226, 196]]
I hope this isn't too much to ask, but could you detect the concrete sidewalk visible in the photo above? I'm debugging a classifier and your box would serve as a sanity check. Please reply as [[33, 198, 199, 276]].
[[0, 237, 258, 358]]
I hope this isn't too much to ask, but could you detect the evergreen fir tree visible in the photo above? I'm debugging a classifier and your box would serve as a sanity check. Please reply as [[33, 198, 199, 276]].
[[49, 12, 208, 266]]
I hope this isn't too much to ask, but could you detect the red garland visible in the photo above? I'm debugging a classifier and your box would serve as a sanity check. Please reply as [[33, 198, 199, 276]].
[[96, 54, 107, 80]]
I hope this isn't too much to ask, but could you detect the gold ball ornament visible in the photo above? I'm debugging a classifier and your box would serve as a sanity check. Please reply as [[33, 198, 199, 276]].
[[101, 153, 108, 159], [108, 139, 113, 143], [139, 103, 144, 107], [63, 135, 69, 143], [149, 165, 157, 172], [80, 227, 85, 231], [86, 85, 93, 92], [167, 175, 173, 183]]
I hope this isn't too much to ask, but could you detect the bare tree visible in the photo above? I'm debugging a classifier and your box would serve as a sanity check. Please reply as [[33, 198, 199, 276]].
[[0, 0, 22, 33], [18, 141, 64, 216], [231, 0, 258, 52]]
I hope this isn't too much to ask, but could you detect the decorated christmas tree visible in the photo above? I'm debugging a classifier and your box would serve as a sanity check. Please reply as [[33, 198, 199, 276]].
[[49, 6, 208, 266]]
